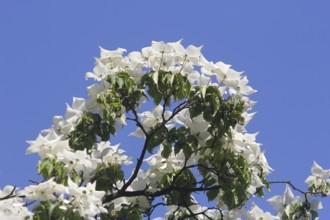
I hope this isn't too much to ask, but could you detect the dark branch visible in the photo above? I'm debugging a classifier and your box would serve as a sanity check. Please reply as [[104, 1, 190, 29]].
[[0, 186, 16, 201], [268, 180, 307, 195]]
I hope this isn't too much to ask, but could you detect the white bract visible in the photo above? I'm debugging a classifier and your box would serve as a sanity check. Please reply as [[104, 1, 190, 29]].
[[247, 203, 279, 220], [65, 177, 107, 218], [0, 186, 32, 219], [92, 141, 132, 166], [305, 161, 330, 193], [130, 104, 173, 138], [18, 178, 67, 201]]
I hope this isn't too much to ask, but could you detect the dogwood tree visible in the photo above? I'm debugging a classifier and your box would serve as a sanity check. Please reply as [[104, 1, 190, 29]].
[[0, 40, 329, 219]]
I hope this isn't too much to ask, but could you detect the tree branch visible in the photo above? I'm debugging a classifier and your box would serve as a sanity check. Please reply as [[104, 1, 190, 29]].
[[268, 180, 307, 195], [0, 186, 16, 201]]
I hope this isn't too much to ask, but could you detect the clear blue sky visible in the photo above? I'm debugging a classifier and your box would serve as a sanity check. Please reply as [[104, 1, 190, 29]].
[[1, 0, 330, 218]]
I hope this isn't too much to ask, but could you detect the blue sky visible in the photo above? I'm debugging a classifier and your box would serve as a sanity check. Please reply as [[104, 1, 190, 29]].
[[1, 0, 330, 218]]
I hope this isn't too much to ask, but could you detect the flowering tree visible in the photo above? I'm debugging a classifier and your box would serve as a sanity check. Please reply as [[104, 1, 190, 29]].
[[0, 40, 329, 220]]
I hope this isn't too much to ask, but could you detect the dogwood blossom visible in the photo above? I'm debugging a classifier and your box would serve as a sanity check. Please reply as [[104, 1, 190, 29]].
[[26, 130, 69, 159], [268, 185, 295, 216], [18, 178, 67, 201], [305, 161, 330, 193], [247, 203, 279, 220], [65, 177, 107, 218], [0, 186, 32, 219], [130, 105, 173, 138], [92, 141, 132, 166]]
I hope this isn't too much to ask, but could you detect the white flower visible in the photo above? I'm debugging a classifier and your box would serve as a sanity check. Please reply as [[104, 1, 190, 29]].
[[64, 97, 86, 124], [247, 203, 279, 220], [151, 41, 174, 54], [26, 130, 70, 160], [229, 76, 256, 96], [18, 178, 67, 201], [221, 207, 246, 220], [142, 145, 196, 191], [0, 186, 32, 219], [99, 47, 126, 60], [174, 109, 210, 145], [130, 105, 173, 138], [85, 83, 105, 111], [60, 149, 95, 178], [268, 185, 295, 216], [200, 54, 231, 77], [92, 141, 132, 166], [85, 58, 119, 81], [139, 105, 171, 129], [185, 45, 203, 65], [50, 97, 87, 136], [66, 177, 107, 217], [305, 161, 330, 188]]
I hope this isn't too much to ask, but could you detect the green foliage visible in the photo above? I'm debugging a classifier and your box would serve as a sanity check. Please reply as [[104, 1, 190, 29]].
[[125, 71, 253, 215], [69, 72, 145, 153], [69, 112, 113, 152], [38, 159, 79, 184], [161, 169, 197, 207], [162, 127, 198, 159], [92, 164, 124, 192], [105, 71, 145, 113], [198, 148, 251, 209], [140, 70, 191, 105], [147, 125, 168, 153]]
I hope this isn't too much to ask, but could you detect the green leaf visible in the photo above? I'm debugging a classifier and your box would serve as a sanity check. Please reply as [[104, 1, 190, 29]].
[[148, 83, 162, 105], [94, 165, 124, 191], [174, 141, 182, 155], [206, 85, 221, 97], [162, 72, 171, 85], [189, 104, 202, 118], [139, 73, 149, 88], [282, 213, 289, 220], [182, 144, 193, 159], [38, 159, 54, 179], [310, 210, 319, 220], [203, 109, 213, 122], [161, 142, 172, 159], [222, 189, 237, 210], [126, 211, 142, 220], [210, 95, 220, 113], [256, 187, 265, 198], [206, 188, 219, 201], [147, 126, 167, 153]]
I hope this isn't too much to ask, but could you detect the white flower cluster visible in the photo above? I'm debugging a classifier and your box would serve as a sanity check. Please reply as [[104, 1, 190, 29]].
[[268, 185, 322, 219], [64, 177, 107, 218], [16, 177, 106, 219], [265, 162, 330, 219], [305, 161, 330, 195], [19, 40, 270, 218], [1, 40, 328, 219], [0, 186, 32, 219]]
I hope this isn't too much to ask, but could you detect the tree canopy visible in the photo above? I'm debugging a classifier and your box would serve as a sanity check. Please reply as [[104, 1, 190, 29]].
[[0, 41, 329, 220]]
